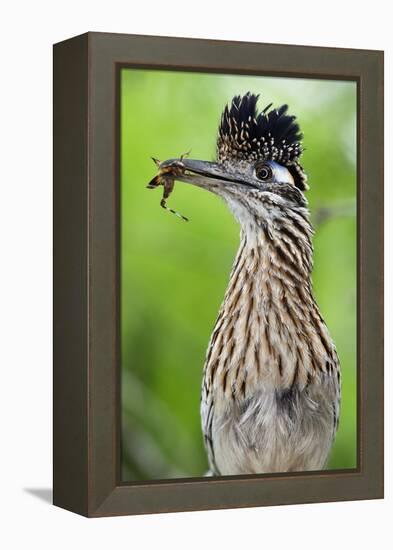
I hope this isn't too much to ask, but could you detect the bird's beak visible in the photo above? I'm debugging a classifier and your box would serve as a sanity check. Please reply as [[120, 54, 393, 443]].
[[159, 158, 257, 191]]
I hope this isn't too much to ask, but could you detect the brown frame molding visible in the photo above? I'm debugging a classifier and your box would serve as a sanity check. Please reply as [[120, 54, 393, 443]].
[[53, 32, 384, 517]]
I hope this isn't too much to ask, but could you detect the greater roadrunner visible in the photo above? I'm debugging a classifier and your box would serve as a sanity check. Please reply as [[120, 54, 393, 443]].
[[151, 92, 341, 475]]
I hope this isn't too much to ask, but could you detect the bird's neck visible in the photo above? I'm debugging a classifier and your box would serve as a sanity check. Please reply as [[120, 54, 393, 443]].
[[224, 212, 315, 320], [205, 212, 332, 396]]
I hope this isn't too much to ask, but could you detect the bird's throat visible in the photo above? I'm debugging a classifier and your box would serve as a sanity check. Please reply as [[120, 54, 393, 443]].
[[204, 220, 331, 400]]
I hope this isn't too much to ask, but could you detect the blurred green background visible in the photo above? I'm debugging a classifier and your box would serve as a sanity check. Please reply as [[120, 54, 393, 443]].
[[120, 69, 357, 481]]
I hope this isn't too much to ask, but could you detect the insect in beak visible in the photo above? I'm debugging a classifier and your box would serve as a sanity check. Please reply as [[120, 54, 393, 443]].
[[146, 153, 190, 222]]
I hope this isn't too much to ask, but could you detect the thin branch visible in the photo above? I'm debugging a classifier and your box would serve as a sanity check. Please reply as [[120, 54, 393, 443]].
[[312, 199, 356, 228]]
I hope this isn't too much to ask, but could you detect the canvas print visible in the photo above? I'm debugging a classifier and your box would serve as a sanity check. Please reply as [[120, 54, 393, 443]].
[[120, 69, 356, 481]]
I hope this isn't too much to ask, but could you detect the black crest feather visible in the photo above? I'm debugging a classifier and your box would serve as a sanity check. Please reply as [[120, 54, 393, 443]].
[[217, 92, 308, 190]]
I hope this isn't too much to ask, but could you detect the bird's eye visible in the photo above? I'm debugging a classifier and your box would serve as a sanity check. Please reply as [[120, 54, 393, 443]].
[[256, 164, 273, 181]]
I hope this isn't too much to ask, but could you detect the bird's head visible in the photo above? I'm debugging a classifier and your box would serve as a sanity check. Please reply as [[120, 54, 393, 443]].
[[159, 92, 309, 230]]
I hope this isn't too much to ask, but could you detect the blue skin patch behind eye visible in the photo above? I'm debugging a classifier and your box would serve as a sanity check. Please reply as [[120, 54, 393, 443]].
[[266, 160, 295, 186]]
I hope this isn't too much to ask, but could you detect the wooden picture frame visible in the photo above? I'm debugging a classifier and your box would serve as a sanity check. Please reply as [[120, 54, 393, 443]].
[[53, 32, 384, 517]]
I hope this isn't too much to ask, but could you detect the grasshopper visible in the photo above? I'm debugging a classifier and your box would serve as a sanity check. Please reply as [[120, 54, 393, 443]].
[[146, 153, 189, 222]]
